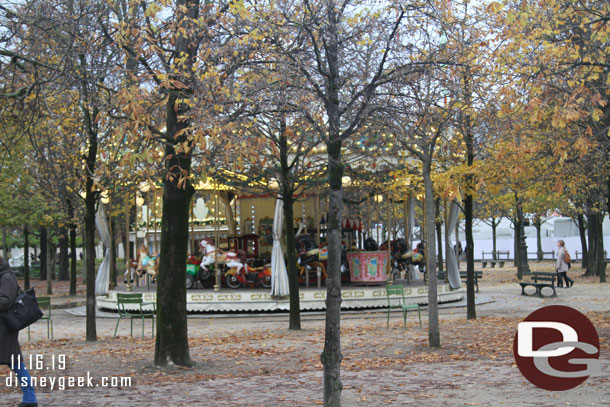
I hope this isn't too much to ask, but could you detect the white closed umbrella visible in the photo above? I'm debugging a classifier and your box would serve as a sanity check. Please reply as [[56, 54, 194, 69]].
[[446, 199, 462, 289], [408, 196, 421, 281], [95, 203, 111, 295], [271, 199, 290, 297]]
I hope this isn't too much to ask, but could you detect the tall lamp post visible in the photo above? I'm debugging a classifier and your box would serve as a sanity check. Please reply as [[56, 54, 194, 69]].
[[516, 197, 531, 279]]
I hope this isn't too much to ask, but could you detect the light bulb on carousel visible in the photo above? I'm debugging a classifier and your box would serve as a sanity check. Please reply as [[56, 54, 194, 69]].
[[251, 205, 255, 228], [236, 200, 241, 233], [251, 204, 255, 251]]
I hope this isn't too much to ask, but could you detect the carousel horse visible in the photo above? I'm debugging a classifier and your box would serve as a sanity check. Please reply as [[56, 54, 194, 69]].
[[199, 238, 246, 274], [380, 238, 425, 275], [135, 244, 160, 282], [363, 237, 379, 251], [124, 260, 137, 284], [380, 238, 406, 279], [295, 220, 307, 237], [404, 241, 426, 274], [295, 234, 327, 281]]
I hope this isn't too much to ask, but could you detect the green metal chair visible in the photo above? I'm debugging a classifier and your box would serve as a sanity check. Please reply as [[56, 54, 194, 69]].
[[28, 296, 53, 340], [385, 283, 422, 329], [113, 293, 156, 338]]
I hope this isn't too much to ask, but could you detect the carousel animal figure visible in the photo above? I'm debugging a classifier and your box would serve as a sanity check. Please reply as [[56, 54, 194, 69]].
[[135, 243, 159, 283], [125, 260, 137, 284], [403, 241, 425, 274], [363, 237, 379, 251], [199, 238, 246, 274], [295, 234, 327, 282], [380, 238, 408, 279], [295, 220, 307, 237], [380, 238, 426, 276]]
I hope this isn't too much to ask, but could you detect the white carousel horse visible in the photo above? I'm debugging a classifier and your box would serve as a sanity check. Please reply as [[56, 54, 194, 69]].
[[295, 220, 307, 237], [124, 260, 136, 284], [199, 238, 246, 274]]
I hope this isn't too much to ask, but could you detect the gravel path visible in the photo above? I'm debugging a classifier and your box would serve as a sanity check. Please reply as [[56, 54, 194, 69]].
[[2, 271, 609, 406]]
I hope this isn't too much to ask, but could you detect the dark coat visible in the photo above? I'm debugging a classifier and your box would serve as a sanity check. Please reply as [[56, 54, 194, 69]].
[[0, 262, 21, 365]]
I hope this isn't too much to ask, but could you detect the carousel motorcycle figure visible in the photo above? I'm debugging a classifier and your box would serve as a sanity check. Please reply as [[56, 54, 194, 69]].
[[186, 254, 215, 289], [225, 260, 272, 289], [198, 238, 271, 289]]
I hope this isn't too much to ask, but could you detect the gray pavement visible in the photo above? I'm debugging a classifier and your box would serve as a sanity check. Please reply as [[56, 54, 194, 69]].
[[6, 276, 610, 407]]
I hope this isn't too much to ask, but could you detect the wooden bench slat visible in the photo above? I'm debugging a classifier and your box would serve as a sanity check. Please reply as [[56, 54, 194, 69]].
[[518, 272, 557, 298], [459, 271, 483, 293]]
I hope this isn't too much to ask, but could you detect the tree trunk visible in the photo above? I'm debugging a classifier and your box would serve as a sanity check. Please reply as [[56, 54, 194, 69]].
[[577, 213, 588, 268], [585, 212, 606, 282], [513, 218, 519, 268], [85, 183, 97, 341], [110, 214, 117, 289], [607, 175, 610, 218], [59, 227, 69, 280], [47, 238, 55, 295], [155, 176, 194, 366], [465, 190, 475, 320], [154, 94, 195, 365], [24, 226, 30, 290], [154, 0, 199, 368], [75, 42, 101, 341], [283, 195, 301, 329], [122, 218, 129, 262], [83, 119, 98, 342], [463, 92, 476, 320], [515, 196, 530, 279], [279, 123, 301, 329], [321, 4, 343, 405], [2, 228, 8, 261], [40, 226, 47, 280], [70, 225, 77, 296], [322, 138, 344, 406], [491, 219, 497, 260], [82, 227, 87, 281], [422, 160, 440, 347], [435, 199, 443, 274], [535, 218, 542, 261]]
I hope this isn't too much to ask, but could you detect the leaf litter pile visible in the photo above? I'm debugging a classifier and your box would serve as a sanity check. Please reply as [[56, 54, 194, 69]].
[[1, 310, 608, 406]]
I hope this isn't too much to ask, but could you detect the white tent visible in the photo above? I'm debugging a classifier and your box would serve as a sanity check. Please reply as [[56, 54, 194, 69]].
[[95, 203, 111, 295], [271, 199, 290, 297]]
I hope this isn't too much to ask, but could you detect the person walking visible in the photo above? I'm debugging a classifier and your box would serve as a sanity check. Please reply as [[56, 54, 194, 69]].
[[556, 240, 574, 289], [0, 257, 38, 407]]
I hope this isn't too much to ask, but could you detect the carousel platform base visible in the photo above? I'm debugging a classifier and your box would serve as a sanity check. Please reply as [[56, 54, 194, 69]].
[[97, 282, 464, 313]]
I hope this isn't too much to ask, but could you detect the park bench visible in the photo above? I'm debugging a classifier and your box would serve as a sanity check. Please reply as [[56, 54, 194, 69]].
[[481, 251, 509, 268], [481, 259, 505, 268], [574, 250, 608, 261], [459, 271, 483, 293], [518, 271, 557, 298], [527, 251, 555, 260]]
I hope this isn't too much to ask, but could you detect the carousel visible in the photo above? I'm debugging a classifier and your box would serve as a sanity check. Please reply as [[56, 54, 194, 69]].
[[96, 178, 464, 313]]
